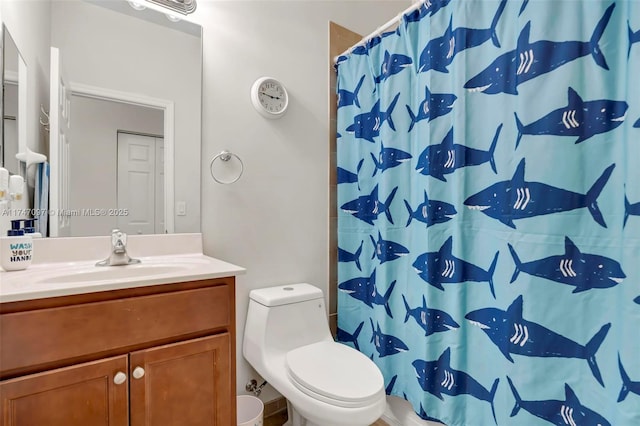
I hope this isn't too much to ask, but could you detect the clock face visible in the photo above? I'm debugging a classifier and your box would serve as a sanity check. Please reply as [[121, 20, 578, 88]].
[[252, 77, 288, 118]]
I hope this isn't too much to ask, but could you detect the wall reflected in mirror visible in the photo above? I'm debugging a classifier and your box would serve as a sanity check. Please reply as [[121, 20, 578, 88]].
[[2, 27, 20, 176], [69, 95, 165, 237]]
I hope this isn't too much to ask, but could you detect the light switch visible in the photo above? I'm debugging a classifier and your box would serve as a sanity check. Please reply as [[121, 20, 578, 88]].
[[176, 201, 187, 216]]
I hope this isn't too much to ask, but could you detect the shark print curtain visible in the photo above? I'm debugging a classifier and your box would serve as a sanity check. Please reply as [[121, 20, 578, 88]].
[[335, 0, 640, 425]]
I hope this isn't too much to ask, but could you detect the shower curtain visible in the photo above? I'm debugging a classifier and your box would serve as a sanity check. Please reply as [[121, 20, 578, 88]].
[[335, 1, 640, 425]]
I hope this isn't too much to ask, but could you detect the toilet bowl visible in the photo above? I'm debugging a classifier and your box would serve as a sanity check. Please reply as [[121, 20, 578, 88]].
[[243, 283, 386, 426]]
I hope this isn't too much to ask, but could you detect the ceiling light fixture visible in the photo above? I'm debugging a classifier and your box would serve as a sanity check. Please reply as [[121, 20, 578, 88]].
[[127, 1, 147, 11], [147, 0, 197, 16]]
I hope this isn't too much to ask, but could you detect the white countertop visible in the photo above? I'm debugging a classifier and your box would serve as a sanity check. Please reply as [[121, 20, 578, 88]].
[[0, 234, 245, 303]]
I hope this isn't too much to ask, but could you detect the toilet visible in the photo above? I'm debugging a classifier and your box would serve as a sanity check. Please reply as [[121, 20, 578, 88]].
[[243, 283, 386, 426]]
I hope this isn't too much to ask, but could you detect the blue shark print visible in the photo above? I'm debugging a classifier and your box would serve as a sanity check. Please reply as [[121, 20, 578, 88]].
[[345, 93, 400, 143], [347, 34, 388, 57], [371, 143, 412, 176], [515, 87, 628, 147], [337, 158, 363, 188], [464, 159, 616, 229], [507, 377, 611, 426], [412, 348, 499, 423], [618, 354, 640, 402], [370, 231, 409, 264], [629, 22, 640, 56], [404, 190, 457, 228], [374, 51, 412, 84], [340, 185, 398, 225], [412, 236, 499, 298], [402, 294, 459, 336], [417, 403, 446, 424], [367, 30, 397, 51], [335, 55, 349, 65], [337, 75, 365, 109], [508, 237, 626, 292], [370, 319, 409, 357], [418, 0, 507, 74], [416, 125, 501, 182], [626, 193, 640, 226], [465, 296, 611, 386], [406, 85, 457, 131], [351, 45, 367, 56], [464, 4, 615, 95], [338, 270, 396, 318], [338, 240, 363, 271], [635, 117, 640, 128], [385, 375, 398, 394], [635, 296, 640, 305], [404, 0, 451, 25], [336, 321, 364, 351], [519, 0, 529, 17]]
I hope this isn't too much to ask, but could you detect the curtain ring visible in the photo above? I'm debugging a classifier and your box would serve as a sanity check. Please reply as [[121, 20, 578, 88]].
[[210, 150, 244, 184]]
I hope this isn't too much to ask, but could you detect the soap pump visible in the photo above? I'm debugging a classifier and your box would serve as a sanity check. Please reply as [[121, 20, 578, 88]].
[[0, 220, 33, 271]]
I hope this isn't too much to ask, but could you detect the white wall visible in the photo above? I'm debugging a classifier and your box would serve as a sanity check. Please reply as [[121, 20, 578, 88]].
[[68, 96, 163, 236], [192, 0, 412, 405], [50, 0, 201, 233], [0, 0, 50, 158], [0, 0, 50, 235]]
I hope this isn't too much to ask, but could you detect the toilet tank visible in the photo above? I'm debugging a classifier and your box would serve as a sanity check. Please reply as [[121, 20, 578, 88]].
[[244, 284, 333, 359]]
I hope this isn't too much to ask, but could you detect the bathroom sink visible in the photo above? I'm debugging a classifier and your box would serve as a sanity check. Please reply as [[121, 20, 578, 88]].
[[37, 264, 188, 284]]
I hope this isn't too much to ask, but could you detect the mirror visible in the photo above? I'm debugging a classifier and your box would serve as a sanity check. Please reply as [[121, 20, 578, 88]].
[[1, 26, 25, 176], [2, 0, 202, 237]]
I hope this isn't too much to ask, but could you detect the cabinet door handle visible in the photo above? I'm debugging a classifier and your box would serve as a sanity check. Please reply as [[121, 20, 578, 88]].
[[132, 366, 145, 379], [114, 371, 127, 385]]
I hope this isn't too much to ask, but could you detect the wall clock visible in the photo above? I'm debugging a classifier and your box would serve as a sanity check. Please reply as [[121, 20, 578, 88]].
[[250, 77, 289, 119]]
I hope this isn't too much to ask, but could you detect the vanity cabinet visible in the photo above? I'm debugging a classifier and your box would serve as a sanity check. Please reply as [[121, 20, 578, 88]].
[[0, 277, 236, 426]]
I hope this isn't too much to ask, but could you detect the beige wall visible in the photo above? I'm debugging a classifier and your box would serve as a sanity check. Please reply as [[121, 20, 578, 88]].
[[191, 0, 411, 404]]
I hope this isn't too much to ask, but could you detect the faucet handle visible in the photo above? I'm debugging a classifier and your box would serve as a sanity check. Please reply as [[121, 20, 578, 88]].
[[111, 229, 126, 247]]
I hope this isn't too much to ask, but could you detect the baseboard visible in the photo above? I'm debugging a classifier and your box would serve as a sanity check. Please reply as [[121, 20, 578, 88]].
[[264, 396, 287, 418]]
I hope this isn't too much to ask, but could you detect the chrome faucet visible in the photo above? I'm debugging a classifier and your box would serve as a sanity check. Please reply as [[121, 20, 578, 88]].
[[96, 229, 141, 266]]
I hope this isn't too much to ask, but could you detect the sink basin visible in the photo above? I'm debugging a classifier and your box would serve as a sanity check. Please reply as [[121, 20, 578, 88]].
[[36, 264, 189, 284]]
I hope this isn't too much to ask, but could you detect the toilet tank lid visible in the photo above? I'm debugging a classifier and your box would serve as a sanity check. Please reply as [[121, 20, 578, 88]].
[[249, 283, 324, 307]]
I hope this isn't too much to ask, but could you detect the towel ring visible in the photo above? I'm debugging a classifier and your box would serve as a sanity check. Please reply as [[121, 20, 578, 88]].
[[210, 150, 244, 184]]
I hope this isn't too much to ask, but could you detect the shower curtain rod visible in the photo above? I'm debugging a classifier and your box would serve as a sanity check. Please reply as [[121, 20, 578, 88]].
[[333, 0, 425, 63]]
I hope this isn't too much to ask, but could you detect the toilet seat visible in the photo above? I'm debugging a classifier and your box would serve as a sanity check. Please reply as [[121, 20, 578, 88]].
[[285, 341, 384, 408]]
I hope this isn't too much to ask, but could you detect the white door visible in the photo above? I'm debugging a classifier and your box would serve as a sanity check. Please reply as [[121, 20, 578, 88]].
[[49, 47, 71, 237], [155, 139, 165, 233], [117, 133, 164, 234]]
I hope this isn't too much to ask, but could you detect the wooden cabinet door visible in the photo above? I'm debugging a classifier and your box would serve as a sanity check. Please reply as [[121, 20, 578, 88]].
[[129, 333, 233, 426], [0, 355, 128, 426]]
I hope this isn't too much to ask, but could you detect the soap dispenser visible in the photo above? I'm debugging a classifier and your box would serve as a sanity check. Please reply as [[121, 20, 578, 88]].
[[0, 220, 33, 271], [23, 219, 42, 238]]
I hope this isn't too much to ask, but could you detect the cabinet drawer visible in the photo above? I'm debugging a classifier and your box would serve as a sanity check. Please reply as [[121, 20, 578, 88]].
[[1, 284, 231, 376]]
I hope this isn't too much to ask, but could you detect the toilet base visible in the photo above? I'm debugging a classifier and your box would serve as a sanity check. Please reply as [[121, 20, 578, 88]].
[[283, 400, 321, 426]]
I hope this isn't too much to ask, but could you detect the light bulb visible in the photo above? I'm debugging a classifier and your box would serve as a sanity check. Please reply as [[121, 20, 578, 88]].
[[128, 1, 146, 11]]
